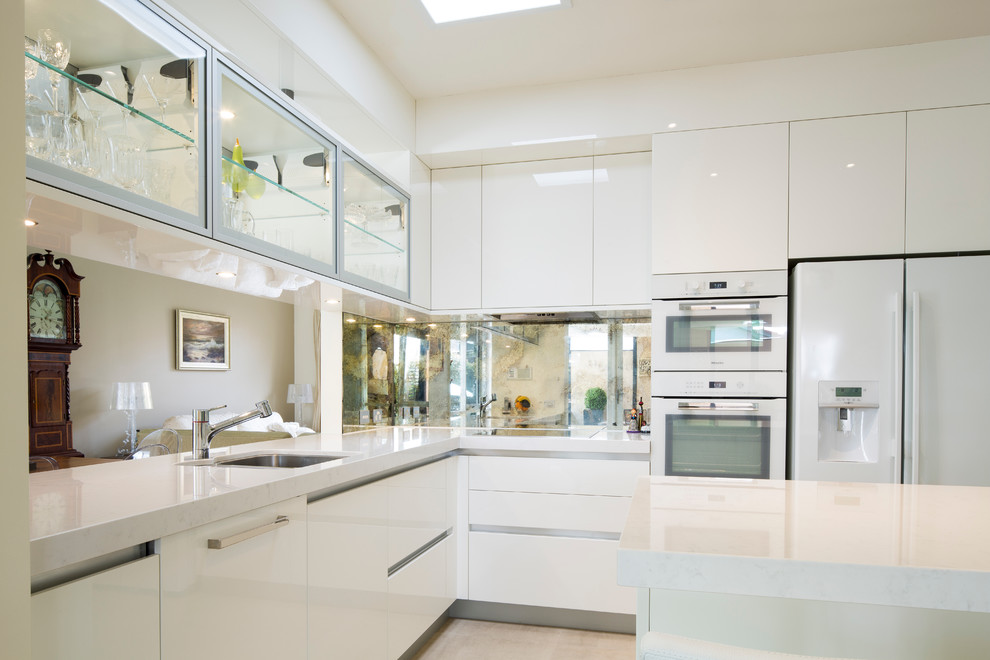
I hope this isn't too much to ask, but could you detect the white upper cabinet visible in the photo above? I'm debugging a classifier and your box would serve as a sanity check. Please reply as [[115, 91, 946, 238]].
[[431, 166, 482, 309], [652, 124, 788, 275], [593, 152, 652, 305], [482, 158, 594, 309], [789, 113, 906, 258], [906, 105, 990, 254]]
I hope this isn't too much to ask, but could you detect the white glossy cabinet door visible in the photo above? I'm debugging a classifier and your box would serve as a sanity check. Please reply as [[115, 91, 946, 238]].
[[593, 152, 652, 305], [31, 556, 160, 660], [652, 124, 788, 275], [906, 105, 990, 254], [789, 113, 906, 258], [481, 158, 594, 308], [161, 497, 307, 660], [431, 166, 482, 309], [387, 459, 449, 566], [468, 455, 647, 496], [469, 532, 635, 614], [388, 536, 453, 660], [309, 482, 388, 660]]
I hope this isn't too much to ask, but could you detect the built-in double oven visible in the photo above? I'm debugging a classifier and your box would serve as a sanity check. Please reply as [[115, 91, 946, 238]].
[[651, 271, 788, 479]]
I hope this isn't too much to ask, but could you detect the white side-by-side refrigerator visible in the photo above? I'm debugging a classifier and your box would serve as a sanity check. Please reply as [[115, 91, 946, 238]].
[[790, 255, 990, 486]]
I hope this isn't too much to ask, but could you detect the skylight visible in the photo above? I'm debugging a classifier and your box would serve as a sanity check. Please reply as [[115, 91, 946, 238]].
[[420, 0, 567, 24]]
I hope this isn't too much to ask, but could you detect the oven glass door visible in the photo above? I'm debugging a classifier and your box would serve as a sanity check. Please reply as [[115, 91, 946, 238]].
[[654, 297, 787, 371], [659, 399, 786, 479]]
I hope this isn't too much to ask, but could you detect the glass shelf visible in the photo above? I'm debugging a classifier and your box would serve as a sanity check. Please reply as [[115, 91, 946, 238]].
[[28, 52, 195, 151], [222, 156, 329, 216]]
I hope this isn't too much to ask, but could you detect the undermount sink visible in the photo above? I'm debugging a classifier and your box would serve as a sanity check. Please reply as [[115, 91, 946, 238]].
[[182, 452, 352, 468]]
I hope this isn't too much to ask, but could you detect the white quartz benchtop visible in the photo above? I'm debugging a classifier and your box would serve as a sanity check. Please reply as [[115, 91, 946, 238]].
[[617, 476, 990, 613], [30, 426, 648, 575]]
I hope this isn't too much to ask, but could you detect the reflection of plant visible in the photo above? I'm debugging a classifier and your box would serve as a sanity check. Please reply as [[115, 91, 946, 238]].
[[584, 387, 607, 410]]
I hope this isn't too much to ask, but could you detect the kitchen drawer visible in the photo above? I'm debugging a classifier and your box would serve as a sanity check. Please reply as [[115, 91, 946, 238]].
[[469, 456, 647, 496], [469, 531, 635, 614], [388, 535, 453, 660], [308, 483, 388, 660], [387, 460, 449, 566], [469, 490, 632, 534], [32, 555, 160, 660]]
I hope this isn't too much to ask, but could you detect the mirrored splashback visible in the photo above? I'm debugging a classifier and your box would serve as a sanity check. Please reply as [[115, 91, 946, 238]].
[[342, 317, 651, 430]]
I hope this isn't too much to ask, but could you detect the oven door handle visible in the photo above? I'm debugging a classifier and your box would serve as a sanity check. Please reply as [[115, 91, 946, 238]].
[[678, 302, 760, 311], [677, 401, 759, 411]]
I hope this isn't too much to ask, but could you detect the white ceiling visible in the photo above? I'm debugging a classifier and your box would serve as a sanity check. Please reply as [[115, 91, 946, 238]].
[[322, 0, 990, 100]]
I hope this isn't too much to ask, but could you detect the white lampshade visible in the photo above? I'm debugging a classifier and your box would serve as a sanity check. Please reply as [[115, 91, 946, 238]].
[[110, 382, 153, 411], [286, 383, 314, 404]]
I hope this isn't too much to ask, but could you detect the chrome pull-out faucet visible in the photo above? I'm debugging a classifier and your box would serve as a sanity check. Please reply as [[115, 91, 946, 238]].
[[478, 393, 497, 426], [191, 400, 273, 459]]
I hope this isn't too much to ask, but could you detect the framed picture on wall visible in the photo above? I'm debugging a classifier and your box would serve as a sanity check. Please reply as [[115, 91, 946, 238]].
[[176, 310, 230, 371]]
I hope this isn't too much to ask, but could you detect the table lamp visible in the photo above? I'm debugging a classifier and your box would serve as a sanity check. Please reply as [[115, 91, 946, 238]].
[[286, 383, 313, 423], [110, 382, 153, 453]]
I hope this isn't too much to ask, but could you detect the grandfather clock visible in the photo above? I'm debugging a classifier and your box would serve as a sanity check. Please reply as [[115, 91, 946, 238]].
[[27, 250, 84, 458]]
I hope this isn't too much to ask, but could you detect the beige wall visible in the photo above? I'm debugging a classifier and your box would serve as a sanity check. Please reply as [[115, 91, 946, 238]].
[[63, 256, 296, 457], [2, 0, 30, 654]]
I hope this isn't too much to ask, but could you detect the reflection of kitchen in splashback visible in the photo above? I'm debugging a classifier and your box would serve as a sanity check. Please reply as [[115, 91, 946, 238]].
[[341, 317, 651, 429]]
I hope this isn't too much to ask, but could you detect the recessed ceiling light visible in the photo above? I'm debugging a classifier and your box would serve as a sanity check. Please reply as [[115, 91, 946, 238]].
[[24, 219, 37, 227], [345, 318, 357, 323], [420, 0, 568, 24], [324, 298, 340, 305], [710, 172, 719, 177], [405, 317, 417, 322], [667, 122, 677, 129], [373, 324, 383, 329], [220, 109, 236, 120], [846, 163, 856, 168], [428, 323, 438, 328], [216, 271, 236, 278]]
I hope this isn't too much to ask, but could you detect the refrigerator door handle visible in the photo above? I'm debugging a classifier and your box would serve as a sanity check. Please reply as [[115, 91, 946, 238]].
[[910, 291, 921, 484], [893, 291, 904, 484]]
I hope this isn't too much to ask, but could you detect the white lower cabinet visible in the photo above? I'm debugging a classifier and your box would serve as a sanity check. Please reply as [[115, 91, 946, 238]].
[[31, 555, 160, 660], [160, 497, 308, 660], [469, 532, 633, 614], [308, 458, 456, 660], [308, 481, 389, 660], [467, 455, 647, 615], [388, 535, 454, 659]]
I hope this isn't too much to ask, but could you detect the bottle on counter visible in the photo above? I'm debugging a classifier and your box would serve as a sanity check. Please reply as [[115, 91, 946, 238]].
[[638, 397, 649, 433], [628, 401, 640, 433]]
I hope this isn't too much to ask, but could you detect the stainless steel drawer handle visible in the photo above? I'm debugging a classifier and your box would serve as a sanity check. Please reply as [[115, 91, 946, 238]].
[[678, 302, 760, 311], [677, 402, 759, 411], [207, 515, 290, 549]]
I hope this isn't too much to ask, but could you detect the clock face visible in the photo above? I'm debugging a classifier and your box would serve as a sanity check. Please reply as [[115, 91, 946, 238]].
[[29, 278, 67, 340]]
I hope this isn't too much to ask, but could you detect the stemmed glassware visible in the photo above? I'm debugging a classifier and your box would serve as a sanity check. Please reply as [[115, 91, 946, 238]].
[[36, 29, 70, 113], [24, 37, 39, 101], [143, 66, 185, 124]]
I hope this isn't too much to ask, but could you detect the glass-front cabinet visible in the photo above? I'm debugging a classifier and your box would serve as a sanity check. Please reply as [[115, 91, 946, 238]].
[[24, 0, 207, 230], [24, 0, 412, 300], [214, 63, 336, 275], [342, 154, 409, 297]]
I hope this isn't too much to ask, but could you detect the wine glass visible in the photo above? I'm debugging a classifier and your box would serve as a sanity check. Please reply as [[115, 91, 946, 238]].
[[24, 37, 39, 101], [36, 29, 70, 113], [143, 66, 185, 124]]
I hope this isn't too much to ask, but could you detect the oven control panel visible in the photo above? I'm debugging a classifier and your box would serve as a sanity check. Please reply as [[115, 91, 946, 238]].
[[653, 370, 786, 398], [653, 270, 788, 299]]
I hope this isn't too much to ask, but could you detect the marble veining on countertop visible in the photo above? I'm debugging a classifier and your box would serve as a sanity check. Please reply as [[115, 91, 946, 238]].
[[29, 426, 648, 576], [617, 476, 990, 613]]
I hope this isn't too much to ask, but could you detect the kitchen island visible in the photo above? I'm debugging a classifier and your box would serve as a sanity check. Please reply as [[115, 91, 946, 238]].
[[617, 476, 990, 659]]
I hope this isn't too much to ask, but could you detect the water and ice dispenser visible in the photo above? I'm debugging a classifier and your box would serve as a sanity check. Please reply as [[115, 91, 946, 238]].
[[817, 381, 880, 463]]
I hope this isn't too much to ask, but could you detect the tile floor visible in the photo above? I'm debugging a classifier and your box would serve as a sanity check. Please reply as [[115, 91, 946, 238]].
[[411, 618, 635, 660]]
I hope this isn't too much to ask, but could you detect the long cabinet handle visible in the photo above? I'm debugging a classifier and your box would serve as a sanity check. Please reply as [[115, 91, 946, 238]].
[[207, 515, 290, 550], [910, 291, 921, 485], [893, 291, 904, 483], [678, 302, 760, 311], [677, 401, 759, 411]]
